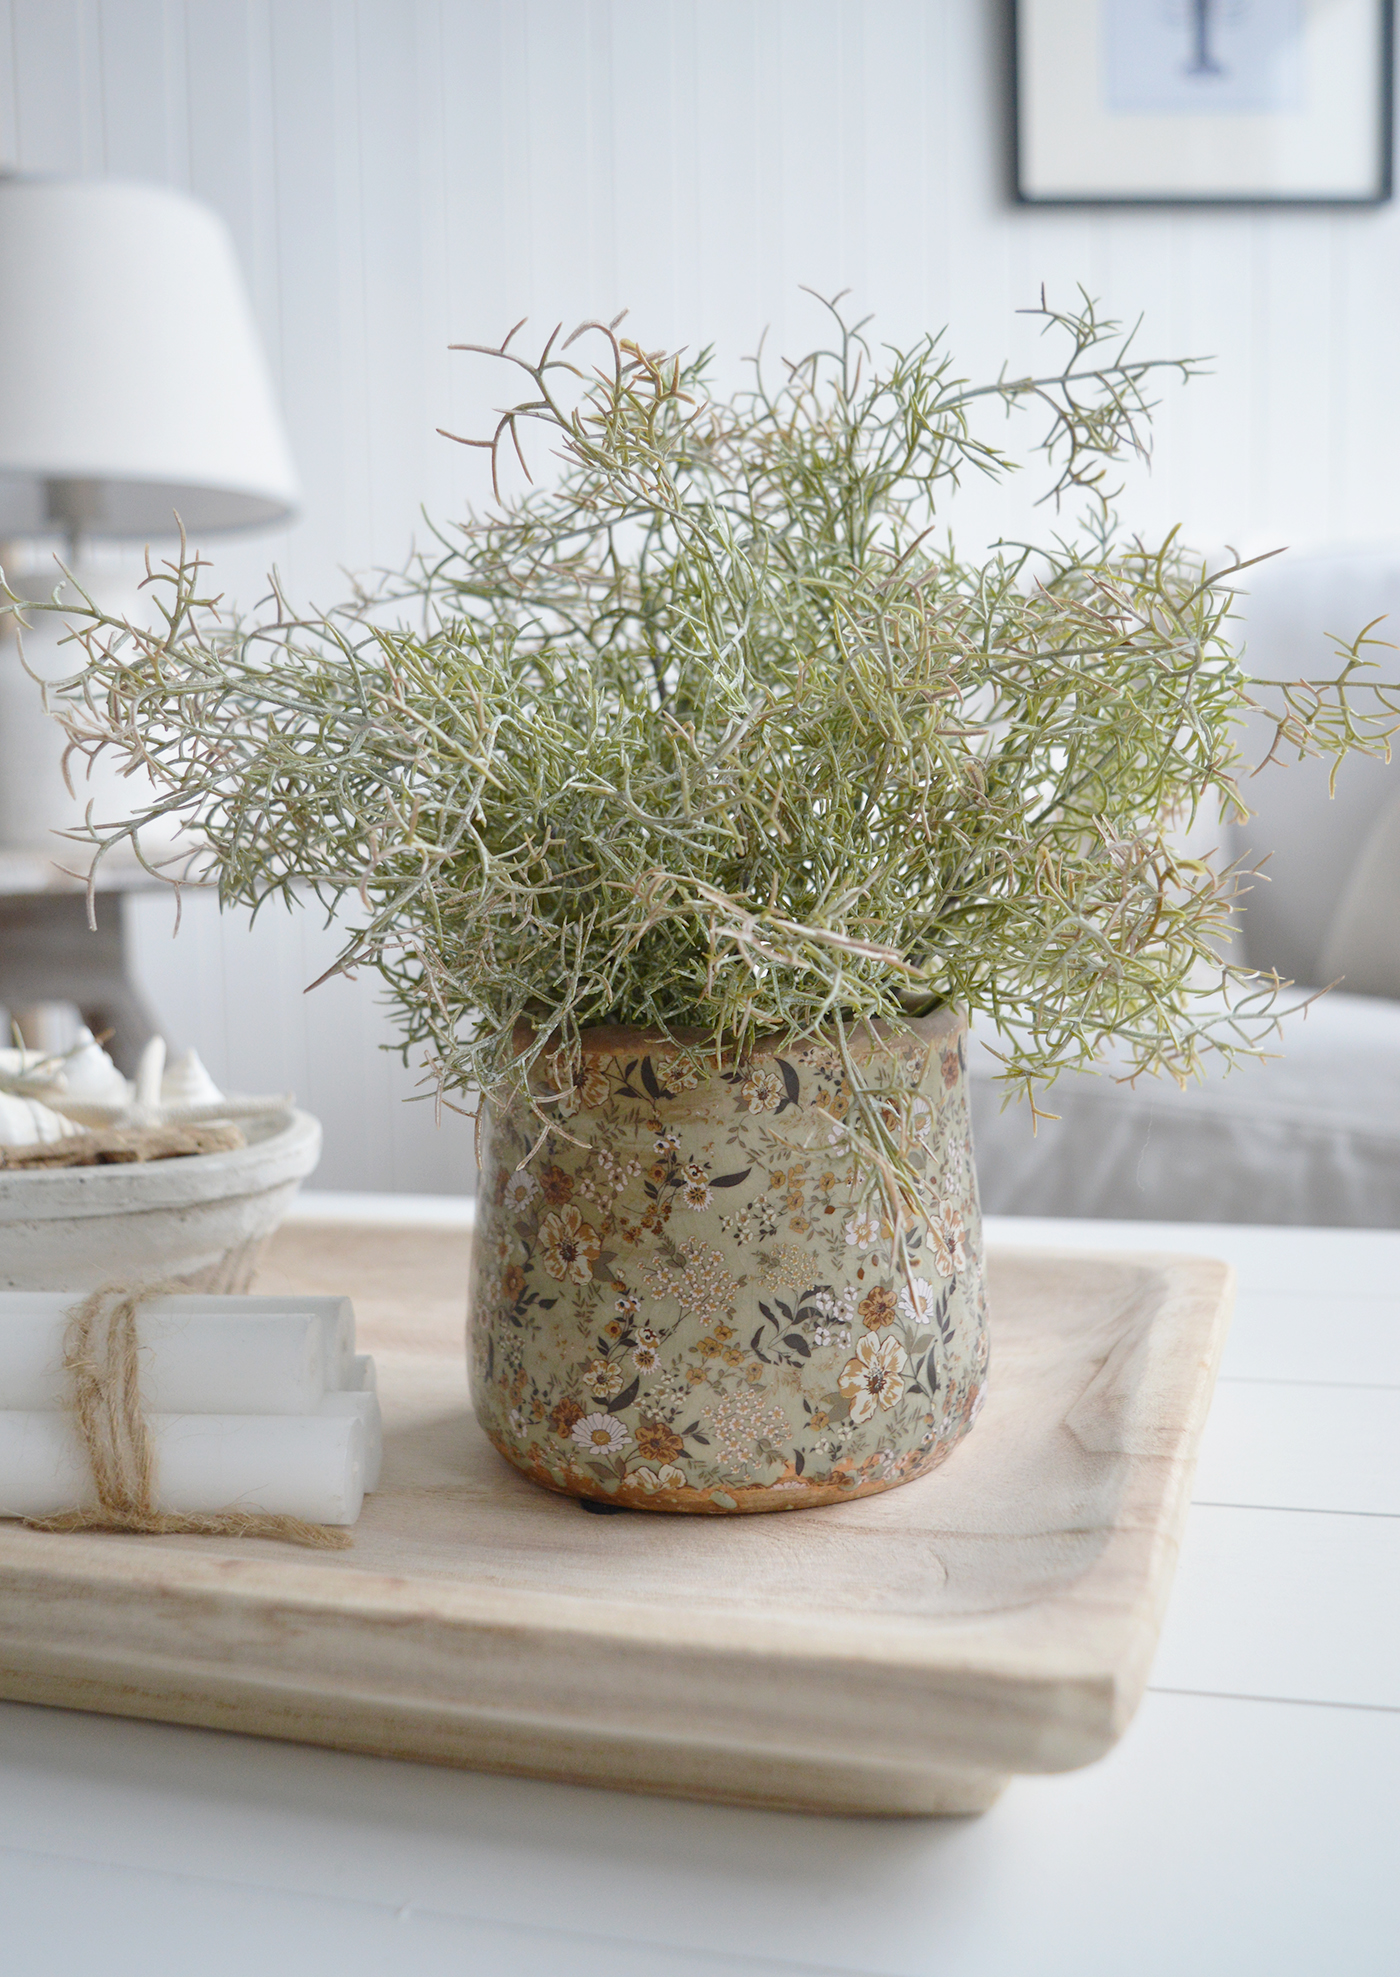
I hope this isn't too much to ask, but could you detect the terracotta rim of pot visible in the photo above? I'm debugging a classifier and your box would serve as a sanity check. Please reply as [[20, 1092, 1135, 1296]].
[[511, 1002, 962, 1064]]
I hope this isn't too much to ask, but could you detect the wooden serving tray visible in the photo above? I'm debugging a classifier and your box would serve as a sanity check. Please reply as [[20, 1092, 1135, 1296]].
[[0, 1224, 1233, 1817]]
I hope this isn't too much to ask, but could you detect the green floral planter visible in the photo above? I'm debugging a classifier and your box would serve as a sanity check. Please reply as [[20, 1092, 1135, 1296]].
[[470, 1006, 988, 1513]]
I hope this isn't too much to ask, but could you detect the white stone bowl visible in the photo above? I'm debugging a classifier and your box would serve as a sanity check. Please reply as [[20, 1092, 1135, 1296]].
[[0, 1108, 322, 1292]]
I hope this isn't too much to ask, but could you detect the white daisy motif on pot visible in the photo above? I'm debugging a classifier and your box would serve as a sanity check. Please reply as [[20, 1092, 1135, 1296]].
[[838, 1333, 909, 1425], [502, 1168, 540, 1209], [632, 1329, 662, 1371], [681, 1165, 713, 1210], [538, 1204, 602, 1284], [844, 1208, 881, 1250], [571, 1413, 631, 1453], [897, 1276, 940, 1327]]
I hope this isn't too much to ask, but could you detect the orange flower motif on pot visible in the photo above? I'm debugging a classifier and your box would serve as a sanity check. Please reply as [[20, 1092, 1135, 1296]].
[[858, 1284, 898, 1328], [839, 1333, 909, 1425], [539, 1164, 574, 1206], [635, 1416, 684, 1464], [550, 1396, 585, 1437], [538, 1204, 600, 1283]]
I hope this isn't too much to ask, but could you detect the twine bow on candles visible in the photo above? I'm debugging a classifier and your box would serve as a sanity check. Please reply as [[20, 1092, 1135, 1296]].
[[24, 1284, 352, 1551]]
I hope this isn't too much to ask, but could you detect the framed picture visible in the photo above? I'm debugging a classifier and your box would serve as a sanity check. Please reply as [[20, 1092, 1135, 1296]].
[[1015, 0, 1394, 205]]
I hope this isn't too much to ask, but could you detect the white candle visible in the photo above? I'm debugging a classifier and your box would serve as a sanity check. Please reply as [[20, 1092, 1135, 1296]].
[[319, 1390, 382, 1493], [0, 1293, 355, 1413], [0, 1408, 366, 1525]]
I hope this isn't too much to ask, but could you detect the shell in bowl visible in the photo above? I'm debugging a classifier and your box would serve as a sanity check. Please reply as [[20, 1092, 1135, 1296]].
[[0, 1089, 85, 1148]]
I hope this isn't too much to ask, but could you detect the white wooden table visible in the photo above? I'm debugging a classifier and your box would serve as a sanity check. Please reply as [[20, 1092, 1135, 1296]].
[[1, 1208, 1396, 1976]]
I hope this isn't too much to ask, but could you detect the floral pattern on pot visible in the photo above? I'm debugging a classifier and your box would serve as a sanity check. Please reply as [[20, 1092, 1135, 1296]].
[[470, 1005, 988, 1513]]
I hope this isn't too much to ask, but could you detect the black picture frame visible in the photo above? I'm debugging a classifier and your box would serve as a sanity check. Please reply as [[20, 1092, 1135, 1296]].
[[1014, 0, 1394, 207]]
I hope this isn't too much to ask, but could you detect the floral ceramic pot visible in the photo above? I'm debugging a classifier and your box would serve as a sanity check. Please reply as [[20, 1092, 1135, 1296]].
[[469, 1005, 988, 1513]]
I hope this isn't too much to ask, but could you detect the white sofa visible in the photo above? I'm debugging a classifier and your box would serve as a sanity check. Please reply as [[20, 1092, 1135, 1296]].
[[971, 988, 1400, 1226], [971, 546, 1400, 1227]]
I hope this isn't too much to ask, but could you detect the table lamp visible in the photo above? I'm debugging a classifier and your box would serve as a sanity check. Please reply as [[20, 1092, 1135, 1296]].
[[0, 173, 299, 852]]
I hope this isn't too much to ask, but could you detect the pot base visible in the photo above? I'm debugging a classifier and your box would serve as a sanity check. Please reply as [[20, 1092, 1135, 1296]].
[[484, 1407, 976, 1513]]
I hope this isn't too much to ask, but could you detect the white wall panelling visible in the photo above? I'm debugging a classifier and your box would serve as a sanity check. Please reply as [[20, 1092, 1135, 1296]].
[[2, 3, 1398, 1190], [122, 885, 478, 1196]]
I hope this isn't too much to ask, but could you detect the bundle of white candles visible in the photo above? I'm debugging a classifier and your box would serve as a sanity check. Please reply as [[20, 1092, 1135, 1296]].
[[0, 1294, 380, 1527]]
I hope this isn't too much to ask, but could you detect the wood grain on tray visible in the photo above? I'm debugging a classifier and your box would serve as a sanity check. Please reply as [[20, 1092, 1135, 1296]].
[[0, 1223, 1233, 1815]]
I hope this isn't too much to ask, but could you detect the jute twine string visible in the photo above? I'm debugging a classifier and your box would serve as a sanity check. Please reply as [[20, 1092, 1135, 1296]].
[[23, 1283, 352, 1551]]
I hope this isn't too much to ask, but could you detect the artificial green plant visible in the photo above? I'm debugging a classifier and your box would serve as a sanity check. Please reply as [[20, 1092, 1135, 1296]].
[[8, 292, 1396, 1207]]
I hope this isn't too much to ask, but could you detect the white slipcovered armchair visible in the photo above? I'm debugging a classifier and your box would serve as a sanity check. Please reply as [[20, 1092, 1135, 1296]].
[[971, 547, 1400, 1227]]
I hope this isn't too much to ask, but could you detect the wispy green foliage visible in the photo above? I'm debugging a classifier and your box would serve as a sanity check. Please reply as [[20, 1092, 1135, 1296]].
[[12, 292, 1399, 1186]]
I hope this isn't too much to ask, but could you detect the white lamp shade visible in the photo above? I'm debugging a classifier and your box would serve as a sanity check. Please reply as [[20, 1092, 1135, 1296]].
[[0, 177, 299, 538]]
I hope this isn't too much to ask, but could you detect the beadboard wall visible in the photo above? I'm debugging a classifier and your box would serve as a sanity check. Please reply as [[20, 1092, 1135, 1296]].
[[2, 0, 1399, 1192]]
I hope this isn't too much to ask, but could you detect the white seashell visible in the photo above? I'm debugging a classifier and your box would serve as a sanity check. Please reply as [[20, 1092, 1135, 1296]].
[[3, 1027, 291, 1139], [0, 1092, 85, 1147], [56, 1029, 133, 1106], [0, 1047, 51, 1079], [1, 1033, 131, 1130], [133, 1035, 167, 1116], [160, 1047, 224, 1110]]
